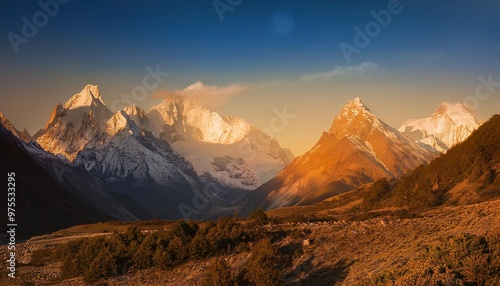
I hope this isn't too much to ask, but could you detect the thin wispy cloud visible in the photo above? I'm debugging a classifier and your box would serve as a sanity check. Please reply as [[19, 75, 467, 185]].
[[153, 81, 249, 108], [299, 62, 379, 81]]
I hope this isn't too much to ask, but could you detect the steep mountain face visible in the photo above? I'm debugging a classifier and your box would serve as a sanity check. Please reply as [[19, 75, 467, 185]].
[[247, 97, 437, 210], [34, 84, 114, 160], [126, 90, 294, 193], [399, 102, 479, 153], [26, 141, 148, 221], [329, 98, 436, 176], [0, 121, 111, 239], [0, 112, 31, 142], [74, 111, 210, 219], [0, 113, 148, 222]]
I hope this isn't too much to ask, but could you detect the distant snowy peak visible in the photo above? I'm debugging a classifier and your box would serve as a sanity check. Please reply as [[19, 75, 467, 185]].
[[143, 95, 294, 191], [123, 104, 146, 118], [63, 84, 105, 110], [434, 102, 476, 123], [122, 104, 150, 131], [148, 96, 251, 144], [343, 96, 370, 112], [0, 112, 32, 142], [399, 102, 479, 152], [105, 111, 140, 137]]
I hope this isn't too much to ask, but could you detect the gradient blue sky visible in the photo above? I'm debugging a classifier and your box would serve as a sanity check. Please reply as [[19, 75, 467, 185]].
[[1, 0, 499, 154]]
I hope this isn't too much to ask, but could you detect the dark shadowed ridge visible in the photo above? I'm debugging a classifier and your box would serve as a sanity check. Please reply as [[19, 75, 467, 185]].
[[0, 123, 111, 240]]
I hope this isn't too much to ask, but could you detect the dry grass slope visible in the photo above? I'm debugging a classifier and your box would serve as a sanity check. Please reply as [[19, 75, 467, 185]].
[[2, 199, 499, 286]]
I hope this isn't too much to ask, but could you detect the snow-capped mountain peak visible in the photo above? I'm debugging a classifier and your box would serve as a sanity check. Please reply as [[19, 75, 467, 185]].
[[251, 97, 436, 211], [105, 111, 140, 137], [399, 102, 479, 152], [433, 102, 477, 126], [340, 97, 370, 117], [143, 95, 294, 191], [63, 84, 105, 110], [123, 104, 146, 117], [148, 96, 251, 144], [329, 97, 382, 138], [347, 96, 368, 109], [35, 84, 113, 160]]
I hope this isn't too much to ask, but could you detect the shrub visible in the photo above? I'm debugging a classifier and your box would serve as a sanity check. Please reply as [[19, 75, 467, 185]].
[[132, 233, 157, 269], [83, 250, 118, 284], [206, 216, 246, 254], [169, 220, 199, 242], [202, 258, 235, 286], [249, 209, 268, 225], [361, 178, 391, 210], [189, 229, 214, 259], [244, 239, 283, 286], [362, 233, 500, 285], [56, 218, 255, 282], [120, 226, 143, 245]]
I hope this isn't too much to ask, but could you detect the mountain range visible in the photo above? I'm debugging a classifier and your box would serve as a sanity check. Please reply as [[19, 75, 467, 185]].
[[34, 84, 292, 199], [1, 84, 487, 231], [2, 84, 295, 222], [267, 113, 500, 218]]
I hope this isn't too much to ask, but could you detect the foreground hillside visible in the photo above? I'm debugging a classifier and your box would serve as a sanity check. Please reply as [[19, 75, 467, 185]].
[[3, 199, 500, 286]]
